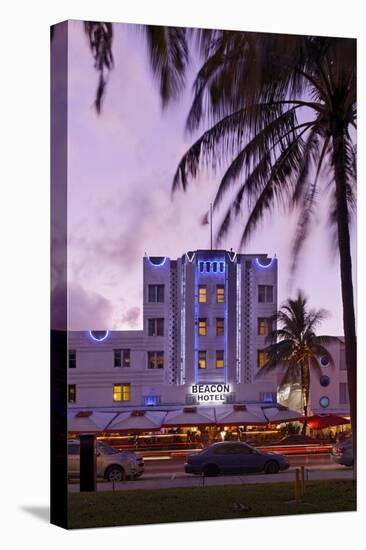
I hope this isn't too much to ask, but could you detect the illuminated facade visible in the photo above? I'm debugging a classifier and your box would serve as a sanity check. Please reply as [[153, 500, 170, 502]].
[[68, 249, 349, 416]]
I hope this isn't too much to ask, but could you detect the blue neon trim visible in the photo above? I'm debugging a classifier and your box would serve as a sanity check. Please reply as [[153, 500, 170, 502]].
[[88, 330, 110, 342], [148, 256, 167, 267], [255, 257, 274, 269]]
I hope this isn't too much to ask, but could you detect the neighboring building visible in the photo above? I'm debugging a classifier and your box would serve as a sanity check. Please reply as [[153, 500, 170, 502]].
[[277, 338, 350, 416], [67, 249, 350, 417]]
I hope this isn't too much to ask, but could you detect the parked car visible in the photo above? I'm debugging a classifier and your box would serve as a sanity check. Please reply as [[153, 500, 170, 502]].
[[331, 439, 354, 467], [68, 440, 144, 481], [184, 441, 289, 476]]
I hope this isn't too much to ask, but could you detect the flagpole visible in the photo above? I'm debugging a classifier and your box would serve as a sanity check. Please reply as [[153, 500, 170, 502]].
[[210, 203, 213, 250]]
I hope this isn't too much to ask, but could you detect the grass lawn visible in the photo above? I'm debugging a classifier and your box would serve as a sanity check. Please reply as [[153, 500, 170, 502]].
[[68, 480, 356, 529]]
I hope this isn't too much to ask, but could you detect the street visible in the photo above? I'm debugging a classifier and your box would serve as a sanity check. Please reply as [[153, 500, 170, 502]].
[[68, 454, 354, 492]]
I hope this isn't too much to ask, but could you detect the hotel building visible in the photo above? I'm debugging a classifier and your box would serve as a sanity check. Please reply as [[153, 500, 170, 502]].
[[68, 249, 349, 417]]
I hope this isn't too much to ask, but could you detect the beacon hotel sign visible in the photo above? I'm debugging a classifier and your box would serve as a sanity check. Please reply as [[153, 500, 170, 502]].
[[189, 384, 234, 404]]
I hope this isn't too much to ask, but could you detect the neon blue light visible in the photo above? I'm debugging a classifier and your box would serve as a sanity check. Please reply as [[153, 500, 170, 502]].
[[198, 260, 225, 274], [144, 395, 158, 406], [88, 330, 110, 342], [148, 256, 167, 266], [255, 257, 274, 269]]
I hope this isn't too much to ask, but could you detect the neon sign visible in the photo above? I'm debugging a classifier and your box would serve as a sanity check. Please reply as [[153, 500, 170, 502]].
[[191, 384, 231, 403]]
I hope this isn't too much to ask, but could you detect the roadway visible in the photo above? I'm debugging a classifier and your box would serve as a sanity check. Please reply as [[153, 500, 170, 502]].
[[68, 454, 354, 492]]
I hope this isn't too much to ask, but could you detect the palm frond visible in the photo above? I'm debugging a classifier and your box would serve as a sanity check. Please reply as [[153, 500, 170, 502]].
[[145, 26, 189, 107]]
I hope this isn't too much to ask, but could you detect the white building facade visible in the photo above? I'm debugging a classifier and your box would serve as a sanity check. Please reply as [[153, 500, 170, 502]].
[[68, 249, 349, 417]]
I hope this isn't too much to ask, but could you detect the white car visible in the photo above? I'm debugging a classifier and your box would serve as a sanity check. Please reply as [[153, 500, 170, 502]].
[[330, 439, 354, 467], [68, 440, 144, 481]]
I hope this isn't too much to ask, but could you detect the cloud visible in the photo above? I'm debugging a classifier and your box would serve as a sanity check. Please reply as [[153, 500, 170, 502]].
[[68, 283, 114, 330], [120, 306, 141, 328]]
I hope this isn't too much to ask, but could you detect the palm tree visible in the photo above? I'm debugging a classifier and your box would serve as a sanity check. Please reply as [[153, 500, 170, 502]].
[[144, 30, 357, 449], [258, 292, 338, 434], [83, 25, 356, 452]]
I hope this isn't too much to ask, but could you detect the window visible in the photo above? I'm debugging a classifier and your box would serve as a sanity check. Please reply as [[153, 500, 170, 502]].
[[198, 285, 207, 303], [68, 384, 76, 404], [216, 285, 225, 303], [148, 318, 164, 336], [69, 350, 76, 369], [258, 318, 272, 336], [216, 350, 224, 368], [219, 262, 224, 273], [198, 318, 207, 336], [339, 383, 349, 405], [213, 262, 217, 273], [113, 383, 130, 402], [199, 262, 204, 273], [114, 349, 130, 367], [258, 285, 273, 303], [198, 350, 206, 369], [148, 284, 164, 303], [216, 318, 224, 336], [148, 351, 164, 369], [257, 350, 268, 369], [206, 261, 211, 272]]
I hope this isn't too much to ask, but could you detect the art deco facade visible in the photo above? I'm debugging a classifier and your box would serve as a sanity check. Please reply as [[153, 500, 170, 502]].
[[68, 249, 349, 416]]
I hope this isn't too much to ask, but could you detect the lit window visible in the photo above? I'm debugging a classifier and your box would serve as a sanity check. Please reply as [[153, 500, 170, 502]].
[[216, 318, 224, 336], [148, 351, 164, 369], [114, 349, 131, 367], [68, 384, 76, 403], [216, 350, 224, 368], [198, 350, 206, 369], [113, 383, 130, 402], [69, 350, 76, 369], [198, 285, 207, 303], [258, 285, 273, 303], [258, 318, 271, 335], [148, 318, 164, 336], [257, 350, 268, 369], [216, 285, 225, 303], [148, 284, 164, 303], [122, 384, 130, 401], [198, 318, 207, 336]]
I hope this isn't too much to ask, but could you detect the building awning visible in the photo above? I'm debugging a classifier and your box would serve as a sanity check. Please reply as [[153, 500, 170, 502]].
[[215, 404, 268, 425], [262, 405, 304, 423], [163, 407, 216, 427], [67, 404, 305, 432], [306, 414, 350, 430], [68, 411, 117, 433], [107, 410, 167, 432]]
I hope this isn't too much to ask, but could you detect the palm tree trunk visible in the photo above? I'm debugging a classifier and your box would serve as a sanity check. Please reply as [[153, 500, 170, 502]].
[[332, 128, 357, 466], [301, 362, 309, 435]]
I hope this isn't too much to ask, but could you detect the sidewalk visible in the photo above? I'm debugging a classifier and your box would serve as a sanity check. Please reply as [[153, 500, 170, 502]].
[[68, 468, 354, 492]]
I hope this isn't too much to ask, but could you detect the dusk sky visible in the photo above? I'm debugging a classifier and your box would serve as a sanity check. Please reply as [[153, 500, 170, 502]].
[[67, 20, 356, 335]]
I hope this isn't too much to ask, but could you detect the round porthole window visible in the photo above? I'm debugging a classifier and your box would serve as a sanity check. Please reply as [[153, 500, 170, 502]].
[[320, 375, 330, 387], [319, 396, 330, 408], [320, 356, 329, 367]]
